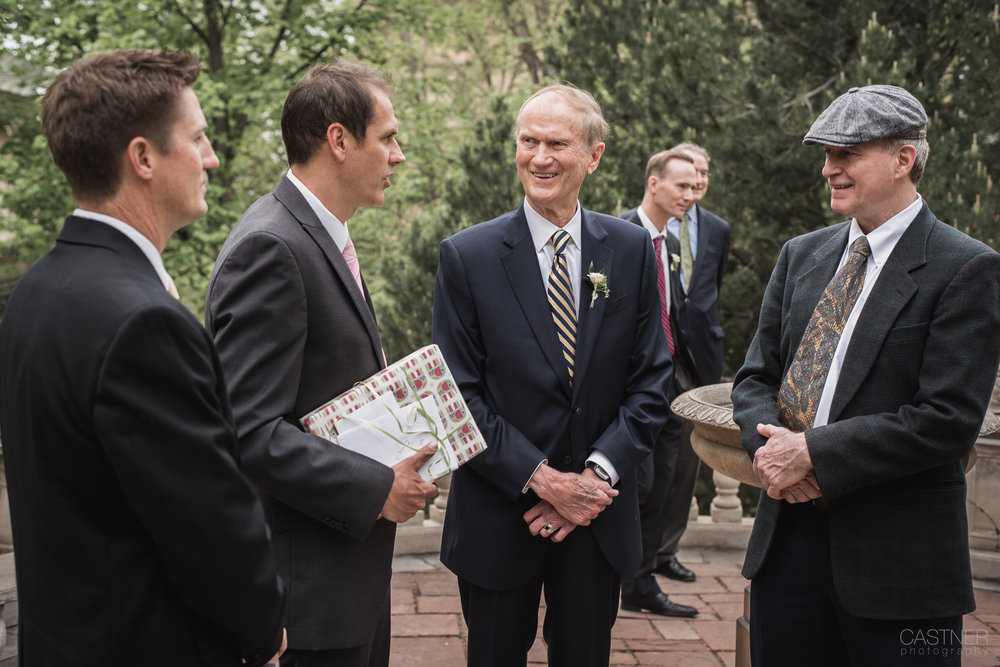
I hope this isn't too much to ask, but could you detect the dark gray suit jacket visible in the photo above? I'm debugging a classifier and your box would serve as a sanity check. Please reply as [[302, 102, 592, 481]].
[[0, 218, 284, 665], [732, 203, 1000, 619], [206, 176, 396, 650]]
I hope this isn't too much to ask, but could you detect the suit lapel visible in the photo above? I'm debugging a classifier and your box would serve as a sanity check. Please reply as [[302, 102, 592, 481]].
[[573, 211, 612, 400], [500, 209, 573, 396], [273, 177, 385, 365], [828, 207, 929, 420], [787, 225, 851, 338]]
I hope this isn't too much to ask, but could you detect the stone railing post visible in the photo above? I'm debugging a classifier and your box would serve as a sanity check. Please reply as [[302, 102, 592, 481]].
[[710, 470, 744, 523]]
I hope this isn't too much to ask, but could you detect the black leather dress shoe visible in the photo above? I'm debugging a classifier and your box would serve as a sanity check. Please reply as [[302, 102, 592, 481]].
[[655, 556, 696, 582], [620, 591, 698, 617]]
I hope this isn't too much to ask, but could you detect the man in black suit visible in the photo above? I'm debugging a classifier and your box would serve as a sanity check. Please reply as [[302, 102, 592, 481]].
[[0, 50, 285, 666], [653, 142, 732, 583], [206, 61, 438, 667], [732, 85, 1000, 666], [432, 84, 672, 666], [618, 150, 700, 617]]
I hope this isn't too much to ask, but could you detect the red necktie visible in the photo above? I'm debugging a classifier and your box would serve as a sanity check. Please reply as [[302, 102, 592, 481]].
[[652, 235, 675, 354]]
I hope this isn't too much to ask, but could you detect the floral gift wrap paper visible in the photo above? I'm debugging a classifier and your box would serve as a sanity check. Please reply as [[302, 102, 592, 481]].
[[300, 344, 487, 481]]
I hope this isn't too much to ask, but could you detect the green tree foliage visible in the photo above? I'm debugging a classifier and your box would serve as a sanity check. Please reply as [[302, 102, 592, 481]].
[[0, 0, 401, 311], [545, 0, 1000, 378]]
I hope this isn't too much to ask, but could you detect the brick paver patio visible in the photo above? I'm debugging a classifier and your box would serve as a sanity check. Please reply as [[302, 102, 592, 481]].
[[389, 548, 1000, 666]]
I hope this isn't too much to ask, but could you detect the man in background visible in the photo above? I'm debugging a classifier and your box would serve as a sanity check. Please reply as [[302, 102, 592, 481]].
[[207, 60, 437, 667], [0, 49, 285, 666], [618, 150, 700, 617], [654, 142, 731, 584]]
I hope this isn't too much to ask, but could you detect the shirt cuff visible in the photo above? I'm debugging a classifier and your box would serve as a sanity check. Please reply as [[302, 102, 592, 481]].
[[586, 450, 620, 486], [522, 459, 548, 494]]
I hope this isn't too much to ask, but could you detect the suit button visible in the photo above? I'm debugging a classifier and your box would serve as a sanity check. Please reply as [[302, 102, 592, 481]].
[[562, 456, 572, 466], [685, 297, 691, 303], [572, 405, 581, 414]]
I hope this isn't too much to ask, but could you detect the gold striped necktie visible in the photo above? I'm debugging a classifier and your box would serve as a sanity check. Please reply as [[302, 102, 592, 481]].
[[547, 229, 577, 386], [777, 235, 872, 430]]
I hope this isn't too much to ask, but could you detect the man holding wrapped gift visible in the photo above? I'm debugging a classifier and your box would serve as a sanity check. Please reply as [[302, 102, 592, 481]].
[[206, 61, 438, 667], [731, 85, 1000, 665], [0, 49, 286, 665], [432, 83, 672, 666]]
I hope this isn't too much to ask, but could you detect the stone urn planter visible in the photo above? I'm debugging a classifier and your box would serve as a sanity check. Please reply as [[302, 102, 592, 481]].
[[670, 382, 1000, 488]]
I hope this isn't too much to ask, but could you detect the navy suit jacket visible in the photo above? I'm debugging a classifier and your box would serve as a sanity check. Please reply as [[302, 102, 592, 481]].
[[0, 218, 284, 665], [621, 204, 730, 387], [432, 205, 672, 590], [732, 203, 1000, 619]]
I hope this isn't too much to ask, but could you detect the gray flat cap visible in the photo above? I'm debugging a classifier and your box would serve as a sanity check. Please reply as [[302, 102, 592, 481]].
[[802, 84, 927, 146]]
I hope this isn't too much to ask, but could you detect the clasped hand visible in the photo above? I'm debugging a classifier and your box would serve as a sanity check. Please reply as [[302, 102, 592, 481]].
[[523, 466, 617, 541], [753, 423, 822, 503]]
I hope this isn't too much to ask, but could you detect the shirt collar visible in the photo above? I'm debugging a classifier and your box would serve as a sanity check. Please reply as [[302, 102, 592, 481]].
[[524, 198, 582, 254], [286, 169, 349, 252], [846, 195, 923, 269], [636, 206, 666, 239], [72, 208, 171, 292]]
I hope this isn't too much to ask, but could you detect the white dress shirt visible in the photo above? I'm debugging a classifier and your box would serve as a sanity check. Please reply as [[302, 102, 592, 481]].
[[73, 208, 173, 294], [813, 195, 923, 426], [287, 169, 351, 252], [636, 206, 673, 314], [522, 198, 619, 487]]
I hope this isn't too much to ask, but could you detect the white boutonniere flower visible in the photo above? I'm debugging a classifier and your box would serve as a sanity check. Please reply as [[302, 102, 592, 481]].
[[585, 262, 610, 309], [669, 253, 681, 271]]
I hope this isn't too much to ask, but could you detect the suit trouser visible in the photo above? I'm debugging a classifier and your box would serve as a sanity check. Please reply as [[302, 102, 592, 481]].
[[622, 409, 684, 598], [656, 419, 699, 563], [458, 526, 620, 667], [750, 502, 962, 667], [280, 598, 391, 667]]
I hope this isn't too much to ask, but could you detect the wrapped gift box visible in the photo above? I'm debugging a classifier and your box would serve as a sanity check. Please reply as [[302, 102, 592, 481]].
[[300, 344, 486, 481]]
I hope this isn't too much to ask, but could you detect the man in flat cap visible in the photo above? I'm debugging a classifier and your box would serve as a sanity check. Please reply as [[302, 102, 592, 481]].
[[732, 84, 1000, 665]]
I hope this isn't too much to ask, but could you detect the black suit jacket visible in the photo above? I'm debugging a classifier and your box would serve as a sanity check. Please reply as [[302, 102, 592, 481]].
[[620, 207, 695, 392], [732, 203, 1000, 619], [678, 205, 730, 385], [0, 217, 284, 666], [621, 204, 730, 387], [432, 206, 672, 589], [206, 176, 397, 650]]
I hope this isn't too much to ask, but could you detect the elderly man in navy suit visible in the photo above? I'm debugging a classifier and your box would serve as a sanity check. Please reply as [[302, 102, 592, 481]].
[[732, 85, 1000, 666], [433, 84, 672, 666]]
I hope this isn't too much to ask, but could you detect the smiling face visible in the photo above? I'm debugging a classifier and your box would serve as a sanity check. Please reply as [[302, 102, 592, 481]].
[[651, 158, 698, 220], [821, 141, 913, 232], [344, 85, 406, 211], [152, 87, 219, 232], [515, 92, 604, 225], [690, 152, 710, 202]]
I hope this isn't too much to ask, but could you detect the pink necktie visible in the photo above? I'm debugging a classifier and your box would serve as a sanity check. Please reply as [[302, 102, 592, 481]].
[[342, 234, 365, 295]]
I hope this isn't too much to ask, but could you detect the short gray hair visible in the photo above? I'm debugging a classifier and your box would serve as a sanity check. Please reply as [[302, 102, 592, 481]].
[[515, 83, 610, 149], [881, 137, 930, 185]]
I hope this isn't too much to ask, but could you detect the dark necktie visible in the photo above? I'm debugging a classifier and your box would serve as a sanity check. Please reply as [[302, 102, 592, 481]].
[[547, 230, 577, 386], [652, 235, 675, 354], [777, 236, 872, 431]]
